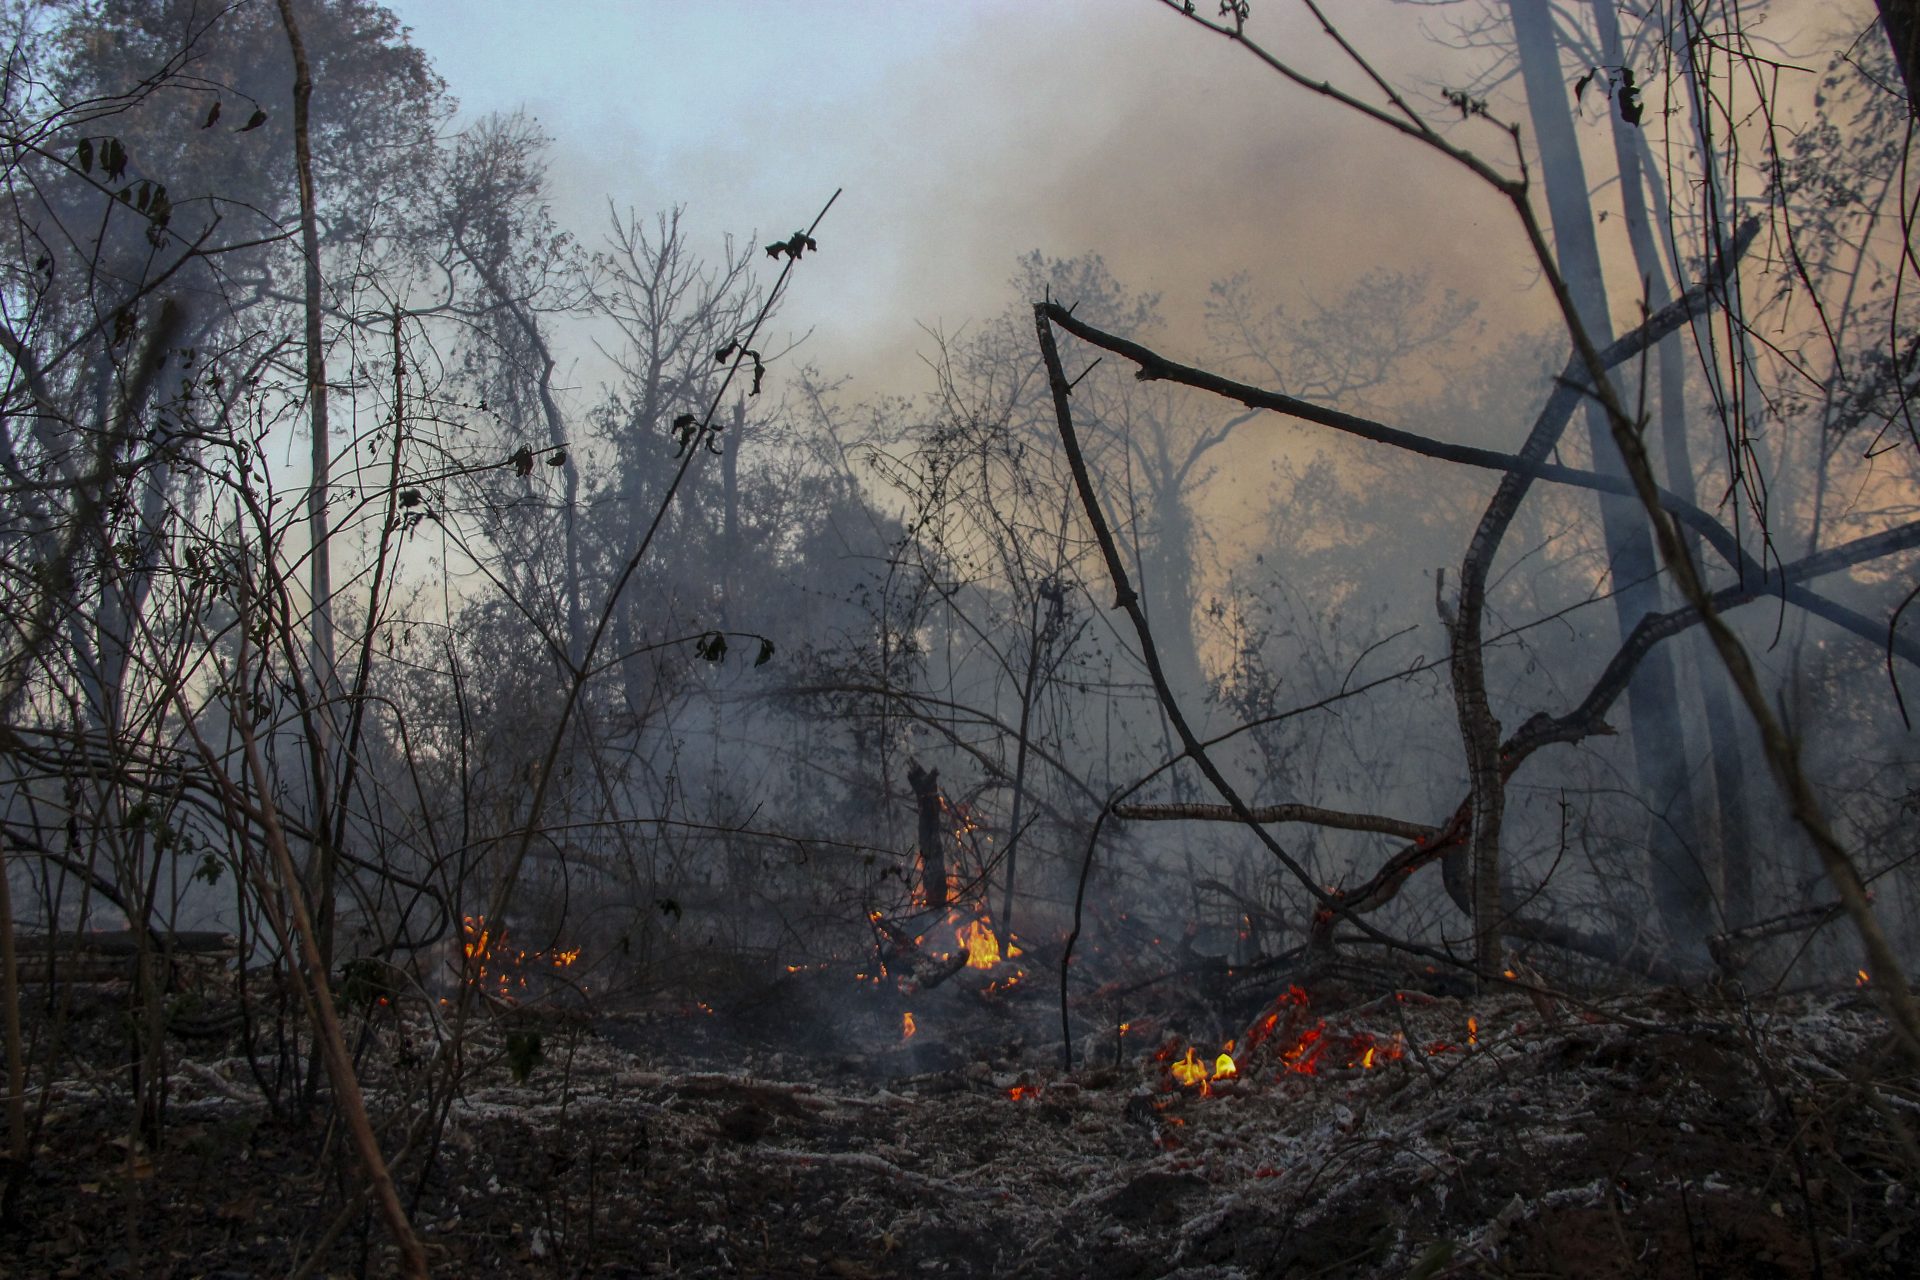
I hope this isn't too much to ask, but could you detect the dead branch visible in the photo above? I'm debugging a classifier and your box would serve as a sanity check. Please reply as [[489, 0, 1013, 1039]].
[[1114, 801, 1436, 842]]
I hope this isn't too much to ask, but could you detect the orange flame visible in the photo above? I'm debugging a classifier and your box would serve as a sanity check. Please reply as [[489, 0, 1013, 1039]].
[[1170, 1046, 1208, 1088], [1467, 1016, 1479, 1047], [460, 915, 581, 1000], [902, 1011, 917, 1039], [956, 918, 1014, 969], [1858, 969, 1871, 987], [1166, 1041, 1240, 1095]]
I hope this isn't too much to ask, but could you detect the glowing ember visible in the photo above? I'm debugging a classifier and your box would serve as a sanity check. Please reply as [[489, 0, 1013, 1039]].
[[1213, 1051, 1237, 1080], [1282, 1025, 1328, 1074], [1858, 969, 1871, 987], [1230, 986, 1412, 1078], [1467, 1016, 1479, 1047], [1007, 1084, 1039, 1101], [459, 915, 581, 999], [902, 1011, 917, 1039]]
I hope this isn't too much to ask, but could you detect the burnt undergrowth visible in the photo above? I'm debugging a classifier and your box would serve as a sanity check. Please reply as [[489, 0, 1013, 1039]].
[[4, 956, 1912, 1278]]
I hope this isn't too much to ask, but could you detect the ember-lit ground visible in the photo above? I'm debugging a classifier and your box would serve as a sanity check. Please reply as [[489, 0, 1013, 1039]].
[[6, 972, 1914, 1277]]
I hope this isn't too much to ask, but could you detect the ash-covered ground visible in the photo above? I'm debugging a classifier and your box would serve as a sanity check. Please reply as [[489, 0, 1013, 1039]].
[[6, 960, 1915, 1278]]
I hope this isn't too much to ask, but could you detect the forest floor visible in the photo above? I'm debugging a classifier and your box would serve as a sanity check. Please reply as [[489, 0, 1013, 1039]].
[[3, 966, 1915, 1278]]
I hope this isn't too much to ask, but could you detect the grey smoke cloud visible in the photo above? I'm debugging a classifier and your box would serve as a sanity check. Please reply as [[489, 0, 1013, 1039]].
[[390, 0, 1544, 399]]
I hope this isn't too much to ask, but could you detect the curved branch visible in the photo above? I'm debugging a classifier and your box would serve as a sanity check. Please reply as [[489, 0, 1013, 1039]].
[[1113, 800, 1437, 842]]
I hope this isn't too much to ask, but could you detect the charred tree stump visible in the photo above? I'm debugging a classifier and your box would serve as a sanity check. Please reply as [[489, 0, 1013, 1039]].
[[908, 761, 947, 911]]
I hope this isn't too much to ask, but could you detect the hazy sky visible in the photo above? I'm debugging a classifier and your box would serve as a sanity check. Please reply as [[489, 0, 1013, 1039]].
[[379, 0, 1873, 435], [382, 0, 1536, 398]]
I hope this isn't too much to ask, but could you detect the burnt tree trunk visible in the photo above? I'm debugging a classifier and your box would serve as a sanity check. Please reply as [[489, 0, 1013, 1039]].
[[908, 761, 947, 911]]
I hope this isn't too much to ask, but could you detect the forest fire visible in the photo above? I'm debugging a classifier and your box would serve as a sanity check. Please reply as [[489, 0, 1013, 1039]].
[[1169, 1046, 1208, 1088], [1142, 985, 1492, 1099], [866, 848, 1029, 1001], [1162, 1041, 1240, 1095], [956, 917, 1016, 969], [459, 915, 582, 1000]]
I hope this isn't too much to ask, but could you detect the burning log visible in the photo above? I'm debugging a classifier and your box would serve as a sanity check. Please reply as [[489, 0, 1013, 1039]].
[[869, 898, 1030, 999], [870, 912, 969, 992]]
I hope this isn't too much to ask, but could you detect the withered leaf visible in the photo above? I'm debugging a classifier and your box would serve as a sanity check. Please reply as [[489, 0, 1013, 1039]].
[[764, 230, 819, 261], [1620, 86, 1644, 126]]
